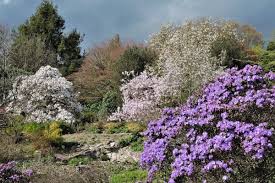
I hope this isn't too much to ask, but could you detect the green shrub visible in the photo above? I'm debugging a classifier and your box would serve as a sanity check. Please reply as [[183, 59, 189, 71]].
[[114, 46, 158, 79], [261, 60, 275, 72], [68, 157, 92, 166], [81, 111, 98, 123], [257, 50, 275, 72], [110, 169, 147, 183], [86, 122, 104, 133], [119, 133, 144, 152], [81, 90, 121, 122], [261, 51, 275, 62], [4, 115, 25, 143], [22, 121, 63, 152], [210, 34, 244, 67], [103, 122, 128, 134], [22, 122, 44, 135], [97, 90, 122, 120], [267, 41, 275, 51], [118, 136, 133, 147], [130, 137, 144, 152], [125, 122, 146, 134], [59, 122, 75, 134]]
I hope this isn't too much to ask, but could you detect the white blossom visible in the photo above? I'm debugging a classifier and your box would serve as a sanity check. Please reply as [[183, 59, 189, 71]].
[[110, 18, 243, 122], [6, 66, 82, 123], [109, 71, 161, 122]]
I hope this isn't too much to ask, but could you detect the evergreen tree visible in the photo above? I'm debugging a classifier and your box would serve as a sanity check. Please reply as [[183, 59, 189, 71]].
[[11, 0, 83, 75], [18, 0, 65, 50]]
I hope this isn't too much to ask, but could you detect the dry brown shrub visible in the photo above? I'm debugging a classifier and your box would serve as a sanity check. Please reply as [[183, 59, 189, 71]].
[[67, 35, 147, 107], [0, 132, 34, 162], [67, 35, 134, 103]]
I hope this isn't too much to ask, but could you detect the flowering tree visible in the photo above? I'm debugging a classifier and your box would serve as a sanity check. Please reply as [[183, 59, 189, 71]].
[[6, 66, 82, 123], [149, 19, 243, 100], [141, 65, 275, 183], [109, 71, 162, 122], [110, 19, 243, 122]]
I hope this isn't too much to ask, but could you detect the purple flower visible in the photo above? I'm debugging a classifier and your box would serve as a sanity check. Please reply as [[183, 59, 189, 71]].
[[141, 65, 275, 182]]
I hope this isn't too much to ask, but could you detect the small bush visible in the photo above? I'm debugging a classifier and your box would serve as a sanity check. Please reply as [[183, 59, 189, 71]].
[[130, 138, 144, 152], [81, 111, 97, 123], [110, 169, 147, 183], [125, 122, 146, 134], [4, 115, 25, 143], [68, 157, 92, 166], [97, 90, 122, 120], [0, 134, 34, 162], [261, 60, 275, 72], [118, 133, 144, 152], [114, 45, 158, 79], [22, 121, 63, 152], [43, 121, 63, 143], [103, 122, 127, 134], [86, 122, 104, 134]]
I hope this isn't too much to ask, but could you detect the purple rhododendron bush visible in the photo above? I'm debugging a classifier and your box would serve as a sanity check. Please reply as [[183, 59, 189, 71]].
[[141, 65, 275, 183], [0, 161, 33, 183]]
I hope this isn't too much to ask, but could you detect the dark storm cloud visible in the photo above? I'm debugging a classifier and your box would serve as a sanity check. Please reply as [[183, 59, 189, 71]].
[[0, 0, 275, 50]]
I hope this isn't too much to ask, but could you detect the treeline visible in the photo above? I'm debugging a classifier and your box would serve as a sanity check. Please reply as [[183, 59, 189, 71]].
[[1, 0, 275, 122], [0, 0, 83, 104]]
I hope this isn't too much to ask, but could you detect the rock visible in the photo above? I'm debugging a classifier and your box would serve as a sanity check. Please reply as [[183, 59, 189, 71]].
[[54, 154, 69, 163], [107, 147, 140, 163], [109, 141, 117, 148], [54, 150, 98, 164], [58, 133, 140, 163]]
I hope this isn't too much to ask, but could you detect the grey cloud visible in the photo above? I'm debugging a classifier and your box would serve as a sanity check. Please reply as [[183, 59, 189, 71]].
[[0, 0, 275, 50]]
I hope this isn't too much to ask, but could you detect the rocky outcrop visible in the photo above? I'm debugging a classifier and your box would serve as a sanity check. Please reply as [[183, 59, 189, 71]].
[[55, 133, 141, 163]]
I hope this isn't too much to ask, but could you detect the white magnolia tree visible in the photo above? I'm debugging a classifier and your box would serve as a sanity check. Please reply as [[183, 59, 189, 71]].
[[110, 18, 243, 122], [109, 71, 161, 122], [149, 19, 242, 98], [6, 66, 82, 123]]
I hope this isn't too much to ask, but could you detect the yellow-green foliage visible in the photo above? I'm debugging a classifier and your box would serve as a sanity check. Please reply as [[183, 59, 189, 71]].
[[23, 122, 44, 135], [22, 121, 63, 151], [125, 122, 146, 133], [251, 45, 266, 57], [87, 122, 104, 133], [43, 121, 63, 143], [103, 122, 120, 130], [103, 122, 126, 133], [89, 122, 145, 134]]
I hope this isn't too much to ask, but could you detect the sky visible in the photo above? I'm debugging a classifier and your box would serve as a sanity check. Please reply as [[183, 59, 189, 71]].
[[0, 0, 275, 51]]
